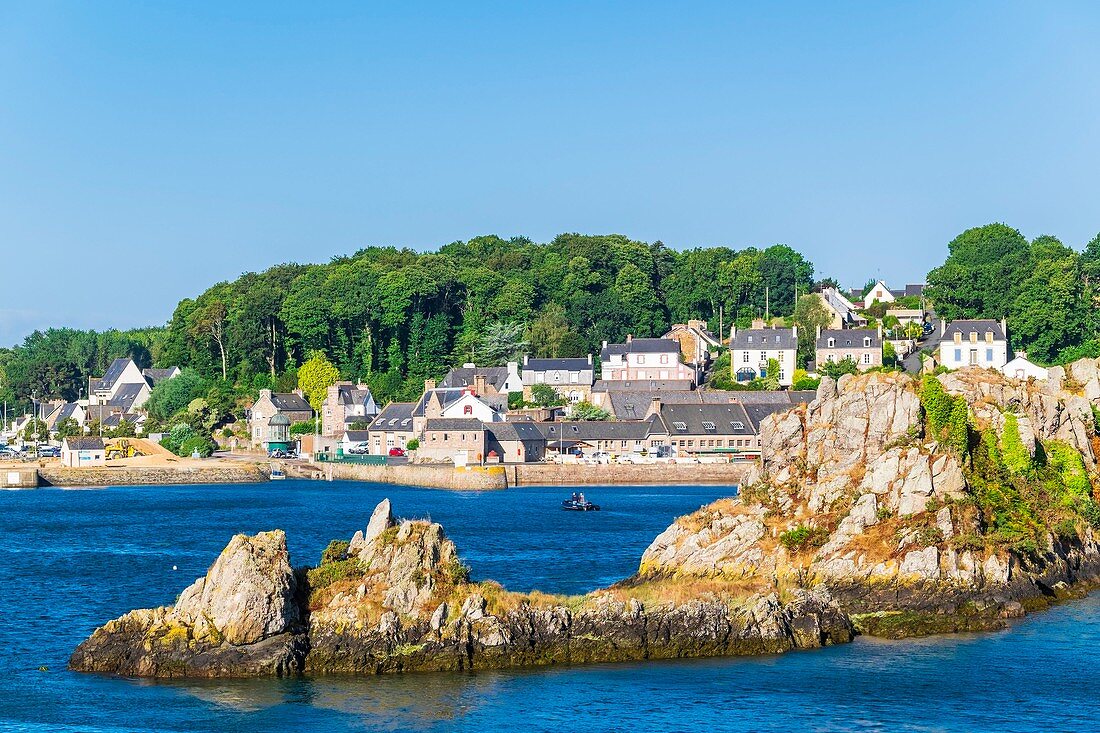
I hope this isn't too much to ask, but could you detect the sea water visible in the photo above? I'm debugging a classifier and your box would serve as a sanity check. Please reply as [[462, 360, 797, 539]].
[[1, 480, 1097, 732]]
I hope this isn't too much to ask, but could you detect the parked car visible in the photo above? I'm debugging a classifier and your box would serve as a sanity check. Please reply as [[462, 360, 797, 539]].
[[37, 446, 60, 458], [388, 447, 406, 457], [0, 447, 16, 458], [584, 451, 611, 465]]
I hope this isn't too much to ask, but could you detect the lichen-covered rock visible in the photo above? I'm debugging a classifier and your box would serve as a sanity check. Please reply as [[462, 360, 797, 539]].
[[69, 530, 306, 677]]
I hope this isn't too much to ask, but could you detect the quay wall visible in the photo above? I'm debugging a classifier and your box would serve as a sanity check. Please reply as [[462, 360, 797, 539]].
[[38, 464, 267, 487]]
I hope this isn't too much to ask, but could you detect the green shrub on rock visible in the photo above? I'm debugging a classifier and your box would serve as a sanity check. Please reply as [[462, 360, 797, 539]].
[[779, 525, 828, 552]]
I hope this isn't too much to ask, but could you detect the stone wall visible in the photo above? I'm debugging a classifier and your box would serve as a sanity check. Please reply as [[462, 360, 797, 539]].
[[0, 467, 38, 488], [290, 462, 509, 490], [39, 464, 266, 487], [509, 461, 754, 486]]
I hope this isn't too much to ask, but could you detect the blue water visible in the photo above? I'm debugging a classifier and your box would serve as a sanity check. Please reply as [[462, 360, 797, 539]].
[[1, 480, 1098, 732]]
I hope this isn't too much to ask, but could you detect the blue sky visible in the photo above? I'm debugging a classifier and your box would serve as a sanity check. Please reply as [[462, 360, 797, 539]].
[[2, 2, 1099, 346]]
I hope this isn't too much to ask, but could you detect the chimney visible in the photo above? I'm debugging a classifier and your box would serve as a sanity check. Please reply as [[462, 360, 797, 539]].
[[474, 374, 488, 395], [626, 334, 633, 343], [523, 355, 529, 366], [646, 397, 662, 418], [1001, 317, 1007, 338], [940, 320, 946, 337], [751, 318, 765, 329], [877, 323, 882, 340], [816, 325, 821, 339], [1017, 351, 1027, 360], [424, 379, 436, 393], [587, 353, 593, 365]]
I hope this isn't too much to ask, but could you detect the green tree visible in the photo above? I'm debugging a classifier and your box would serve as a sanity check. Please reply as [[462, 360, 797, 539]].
[[145, 369, 207, 422], [297, 351, 340, 411], [925, 224, 1030, 323], [819, 358, 859, 379], [478, 322, 528, 365], [529, 383, 565, 407], [55, 417, 82, 441], [792, 294, 832, 366], [570, 401, 611, 420]]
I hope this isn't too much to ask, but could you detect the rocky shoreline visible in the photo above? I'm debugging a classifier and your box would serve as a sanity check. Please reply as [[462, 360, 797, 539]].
[[70, 362, 1100, 678]]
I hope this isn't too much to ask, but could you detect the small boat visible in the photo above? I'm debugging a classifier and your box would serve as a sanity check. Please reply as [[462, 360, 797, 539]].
[[561, 492, 600, 511], [270, 463, 285, 480]]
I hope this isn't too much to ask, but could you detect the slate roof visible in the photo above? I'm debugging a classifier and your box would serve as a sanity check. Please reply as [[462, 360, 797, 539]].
[[48, 402, 81, 427], [98, 358, 134, 391], [334, 385, 375, 405], [269, 392, 312, 412], [102, 412, 143, 428], [816, 329, 881, 349], [601, 338, 682, 360], [412, 388, 505, 417], [523, 357, 592, 372], [143, 368, 178, 388], [108, 383, 147, 412], [656, 403, 756, 436], [537, 416, 663, 442], [440, 366, 510, 390], [488, 422, 546, 442], [592, 379, 696, 392], [424, 418, 486, 431], [742, 403, 796, 431], [370, 402, 416, 431], [343, 430, 371, 442], [940, 320, 1006, 342], [65, 436, 104, 451], [729, 328, 797, 350], [606, 390, 732, 420]]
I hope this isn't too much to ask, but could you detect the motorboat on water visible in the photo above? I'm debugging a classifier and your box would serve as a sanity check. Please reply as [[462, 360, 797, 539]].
[[561, 492, 600, 511]]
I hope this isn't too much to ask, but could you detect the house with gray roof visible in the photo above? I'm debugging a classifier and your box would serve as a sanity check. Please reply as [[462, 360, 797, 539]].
[[728, 326, 798, 387], [487, 421, 546, 463], [142, 367, 181, 388], [61, 436, 105, 467], [249, 389, 313, 448], [648, 399, 761, 458], [320, 382, 379, 437], [418, 418, 487, 464], [367, 402, 417, 455], [521, 355, 595, 404], [440, 362, 522, 395], [600, 336, 696, 385], [538, 416, 668, 457], [815, 327, 883, 371], [937, 319, 1008, 370]]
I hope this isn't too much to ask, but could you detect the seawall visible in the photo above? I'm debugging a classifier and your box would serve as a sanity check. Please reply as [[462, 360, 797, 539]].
[[38, 464, 267, 487], [287, 460, 754, 490]]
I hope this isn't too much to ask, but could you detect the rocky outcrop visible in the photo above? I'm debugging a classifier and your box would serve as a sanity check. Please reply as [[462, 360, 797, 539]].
[[72, 501, 853, 678], [69, 530, 308, 677], [641, 368, 1100, 633]]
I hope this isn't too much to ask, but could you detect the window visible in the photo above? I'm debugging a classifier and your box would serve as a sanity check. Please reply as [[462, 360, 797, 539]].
[[969, 332, 977, 343], [969, 349, 978, 366], [730, 421, 745, 430], [742, 352, 749, 363], [463, 405, 473, 415], [637, 355, 645, 364], [571, 425, 579, 432], [953, 332, 961, 344], [827, 337, 835, 348], [701, 421, 716, 431], [535, 373, 544, 383], [570, 372, 578, 383], [862, 353, 871, 364], [863, 337, 871, 347], [953, 348, 961, 361], [673, 421, 687, 431], [687, 440, 694, 447], [985, 331, 993, 343], [759, 351, 766, 362], [986, 348, 993, 362], [747, 335, 753, 343], [660, 354, 668, 364]]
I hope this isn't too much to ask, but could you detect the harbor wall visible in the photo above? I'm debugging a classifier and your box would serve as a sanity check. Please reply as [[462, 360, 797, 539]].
[[37, 464, 266, 487]]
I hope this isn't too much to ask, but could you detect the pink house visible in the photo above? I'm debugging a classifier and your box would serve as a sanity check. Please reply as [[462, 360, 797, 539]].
[[599, 336, 696, 384]]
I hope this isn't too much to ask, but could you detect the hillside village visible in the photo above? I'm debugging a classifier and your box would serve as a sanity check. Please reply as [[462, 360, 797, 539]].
[[0, 277, 1059, 470]]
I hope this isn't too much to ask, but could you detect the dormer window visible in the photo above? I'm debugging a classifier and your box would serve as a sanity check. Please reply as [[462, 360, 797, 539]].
[[673, 421, 687, 431], [747, 335, 753, 343], [863, 337, 871, 347], [953, 332, 962, 344], [969, 332, 977, 343], [985, 331, 993, 343], [827, 338, 835, 348]]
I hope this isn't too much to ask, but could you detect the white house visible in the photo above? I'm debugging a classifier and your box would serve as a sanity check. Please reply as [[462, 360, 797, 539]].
[[61, 436, 106, 467], [938, 319, 1009, 371], [1001, 352, 1047, 381], [862, 280, 896, 309], [728, 325, 798, 387], [600, 337, 696, 384], [440, 362, 523, 395]]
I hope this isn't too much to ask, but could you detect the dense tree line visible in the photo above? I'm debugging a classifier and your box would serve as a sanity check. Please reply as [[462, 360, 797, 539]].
[[156, 234, 815, 403]]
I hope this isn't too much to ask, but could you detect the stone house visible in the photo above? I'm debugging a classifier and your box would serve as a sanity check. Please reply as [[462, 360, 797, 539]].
[[320, 382, 379, 437], [815, 327, 883, 371], [249, 389, 312, 448], [411, 380, 505, 435], [814, 287, 867, 329], [662, 321, 722, 366], [937, 319, 1008, 371], [418, 418, 487, 464], [646, 399, 761, 457], [486, 421, 546, 463], [728, 326, 797, 387], [537, 417, 668, 457], [521, 355, 595, 404], [600, 337, 696, 384], [367, 402, 417, 455]]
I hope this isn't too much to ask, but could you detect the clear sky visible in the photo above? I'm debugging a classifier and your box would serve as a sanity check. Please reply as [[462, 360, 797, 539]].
[[2, 2, 1099, 346]]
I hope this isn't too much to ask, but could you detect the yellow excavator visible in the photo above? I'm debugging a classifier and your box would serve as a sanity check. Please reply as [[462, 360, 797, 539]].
[[105, 439, 146, 461]]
